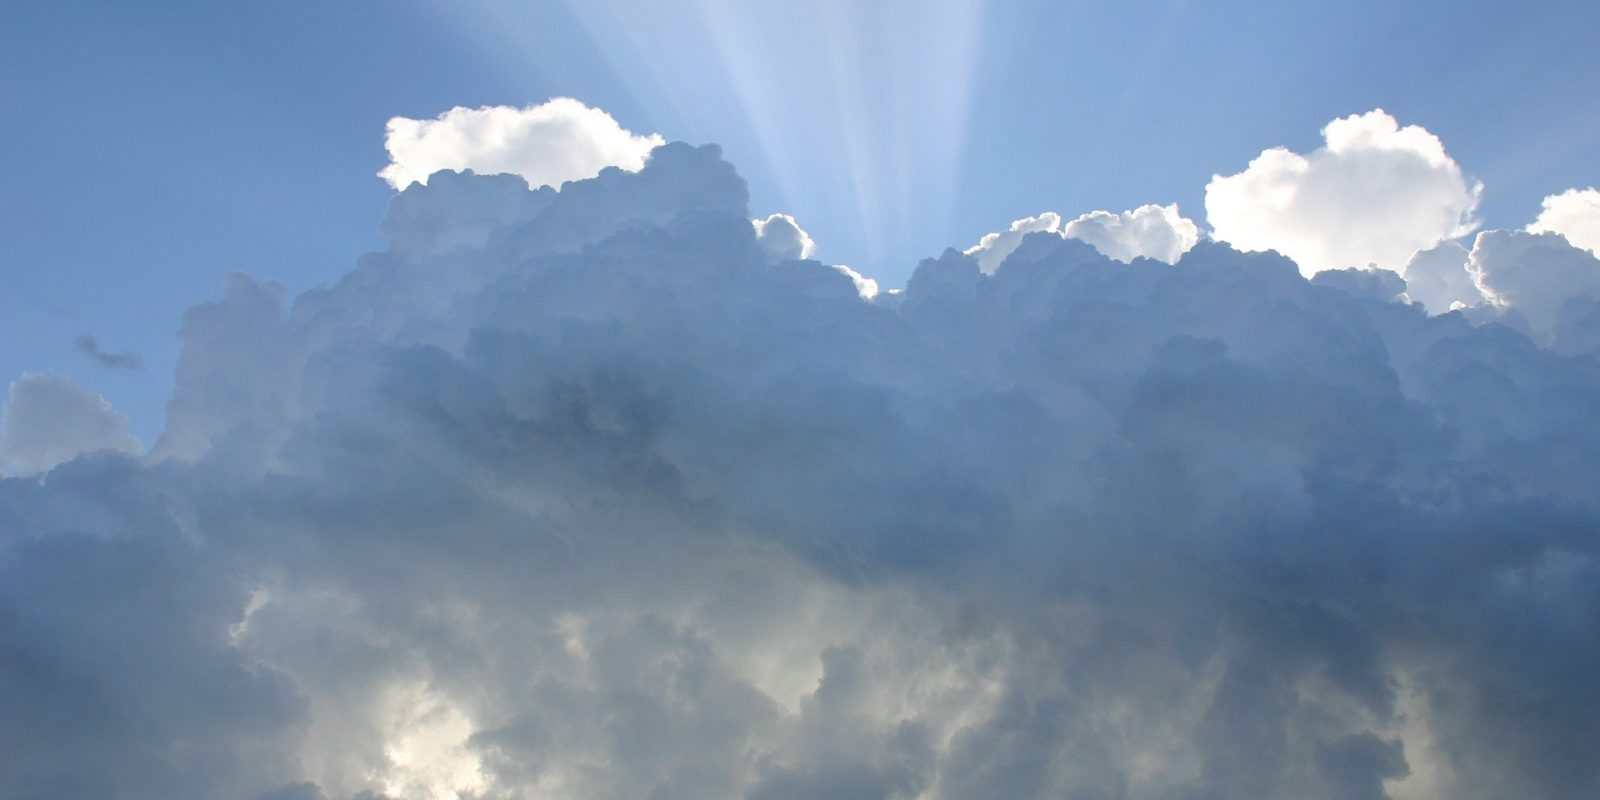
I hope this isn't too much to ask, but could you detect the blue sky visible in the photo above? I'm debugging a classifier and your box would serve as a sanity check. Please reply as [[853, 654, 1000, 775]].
[[4, 0, 1599, 444]]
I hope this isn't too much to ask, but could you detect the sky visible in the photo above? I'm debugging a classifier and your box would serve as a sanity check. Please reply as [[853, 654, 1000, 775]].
[[3, 2, 1600, 799]]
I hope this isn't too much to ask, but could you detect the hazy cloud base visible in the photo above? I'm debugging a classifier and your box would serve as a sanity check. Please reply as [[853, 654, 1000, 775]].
[[3, 136, 1600, 800]]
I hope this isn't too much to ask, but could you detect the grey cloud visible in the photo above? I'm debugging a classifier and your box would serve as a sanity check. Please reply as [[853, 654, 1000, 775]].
[[0, 373, 141, 473], [74, 335, 144, 370], [1469, 229, 1600, 342], [2, 141, 1598, 800], [1311, 266, 1408, 304]]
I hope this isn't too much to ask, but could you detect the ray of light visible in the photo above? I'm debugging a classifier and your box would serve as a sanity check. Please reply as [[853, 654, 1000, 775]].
[[452, 0, 987, 281]]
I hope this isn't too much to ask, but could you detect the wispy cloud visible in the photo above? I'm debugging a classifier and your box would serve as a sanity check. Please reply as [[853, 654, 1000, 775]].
[[73, 335, 143, 370]]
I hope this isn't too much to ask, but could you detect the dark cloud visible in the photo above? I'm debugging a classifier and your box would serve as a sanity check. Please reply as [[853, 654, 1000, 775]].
[[74, 335, 143, 370], [2, 142, 1597, 800]]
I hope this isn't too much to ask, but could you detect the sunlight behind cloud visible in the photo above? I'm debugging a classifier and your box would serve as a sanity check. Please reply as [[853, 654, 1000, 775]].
[[545, 0, 985, 274]]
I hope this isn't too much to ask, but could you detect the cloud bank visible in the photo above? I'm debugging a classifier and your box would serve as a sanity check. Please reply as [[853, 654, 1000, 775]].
[[1206, 110, 1481, 275], [4, 118, 1600, 800], [378, 99, 665, 190]]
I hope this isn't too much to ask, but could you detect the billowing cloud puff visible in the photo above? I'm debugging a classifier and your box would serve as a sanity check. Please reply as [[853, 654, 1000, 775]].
[[753, 212, 817, 260], [965, 211, 1061, 273], [1061, 203, 1200, 264], [0, 373, 140, 473], [4, 139, 1600, 800], [1206, 109, 1481, 275], [377, 98, 665, 190], [1527, 187, 1600, 257], [1402, 241, 1484, 314], [831, 263, 880, 299], [1468, 229, 1600, 340], [966, 205, 1198, 274]]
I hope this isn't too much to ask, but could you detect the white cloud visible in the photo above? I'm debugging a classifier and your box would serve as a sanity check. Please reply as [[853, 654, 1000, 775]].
[[1403, 240, 1484, 314], [965, 211, 1061, 273], [753, 212, 817, 260], [377, 98, 665, 190], [831, 264, 880, 299], [966, 206, 1199, 274], [1062, 203, 1200, 264], [1527, 187, 1600, 257], [1205, 109, 1481, 275], [0, 373, 140, 473]]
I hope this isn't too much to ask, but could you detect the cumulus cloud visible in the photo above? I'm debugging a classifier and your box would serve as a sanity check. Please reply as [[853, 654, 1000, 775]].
[[831, 263, 880, 299], [0, 373, 140, 473], [1527, 187, 1600, 257], [1468, 229, 1600, 340], [4, 128, 1600, 800], [753, 212, 817, 260], [377, 98, 665, 190], [1206, 109, 1481, 275], [1062, 203, 1200, 264], [1401, 240, 1484, 314], [966, 205, 1198, 274], [965, 211, 1061, 273]]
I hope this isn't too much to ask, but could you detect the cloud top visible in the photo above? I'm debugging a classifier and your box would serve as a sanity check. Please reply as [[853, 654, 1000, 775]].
[[966, 205, 1198, 273], [1527, 187, 1600, 257], [1062, 203, 1200, 264], [0, 373, 140, 473], [1206, 109, 1480, 275], [753, 212, 817, 260], [377, 98, 665, 190]]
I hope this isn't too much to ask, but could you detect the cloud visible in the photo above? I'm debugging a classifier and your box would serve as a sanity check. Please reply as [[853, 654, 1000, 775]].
[[1206, 109, 1481, 275], [966, 205, 1198, 274], [1527, 187, 1600, 257], [377, 98, 665, 191], [74, 335, 144, 370], [0, 373, 140, 473], [1468, 228, 1600, 340], [4, 122, 1600, 800], [831, 264, 880, 299], [1061, 203, 1200, 264], [965, 212, 1061, 273], [1401, 240, 1485, 314], [753, 213, 817, 260]]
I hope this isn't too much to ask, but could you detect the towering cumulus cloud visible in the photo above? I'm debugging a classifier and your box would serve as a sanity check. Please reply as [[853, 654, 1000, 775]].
[[1206, 110, 1481, 275], [3, 130, 1599, 800]]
